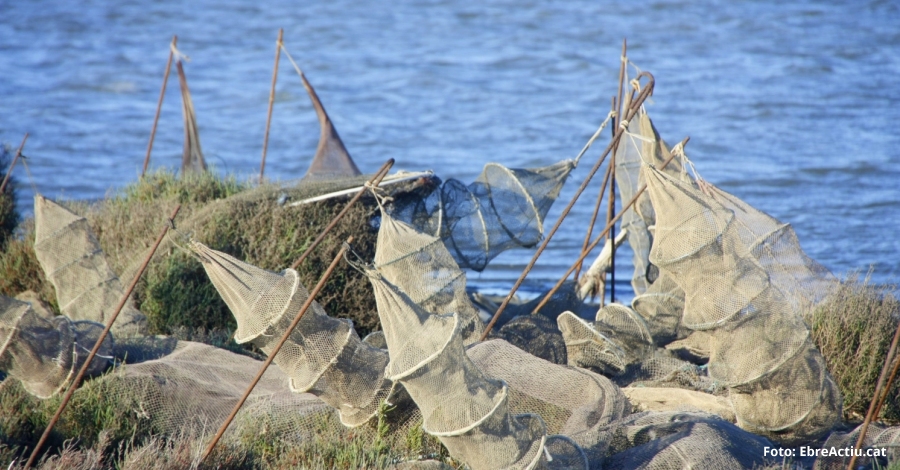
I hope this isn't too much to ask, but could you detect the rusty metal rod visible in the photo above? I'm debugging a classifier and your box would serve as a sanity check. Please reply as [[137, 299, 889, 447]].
[[0, 133, 28, 194], [529, 138, 687, 316], [289, 158, 393, 270], [479, 72, 655, 340], [25, 205, 181, 469], [259, 28, 284, 182], [142, 35, 177, 177], [200, 237, 353, 463], [848, 318, 900, 469]]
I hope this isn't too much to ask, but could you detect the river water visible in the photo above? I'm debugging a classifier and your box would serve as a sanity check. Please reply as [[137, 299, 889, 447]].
[[2, 0, 898, 298]]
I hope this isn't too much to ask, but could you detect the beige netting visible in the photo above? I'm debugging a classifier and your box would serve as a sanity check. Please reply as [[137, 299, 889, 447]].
[[176, 60, 207, 174], [814, 423, 900, 469], [391, 159, 575, 271], [611, 108, 690, 296], [643, 164, 841, 445], [373, 209, 484, 343], [602, 411, 774, 469], [189, 240, 393, 427], [362, 269, 557, 469], [0, 296, 112, 399], [33, 195, 147, 337]]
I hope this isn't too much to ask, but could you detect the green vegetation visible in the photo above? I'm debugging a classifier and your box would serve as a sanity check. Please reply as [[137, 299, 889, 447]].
[[809, 274, 900, 423], [0, 144, 19, 249]]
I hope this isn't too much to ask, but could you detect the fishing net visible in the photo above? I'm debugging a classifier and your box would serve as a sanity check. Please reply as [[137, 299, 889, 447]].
[[0, 296, 112, 399], [813, 423, 900, 469], [188, 240, 393, 427], [391, 159, 575, 271], [643, 164, 841, 445], [176, 60, 207, 174], [373, 209, 484, 343], [297, 71, 362, 181], [362, 268, 568, 469], [611, 108, 690, 296], [602, 411, 774, 469], [33, 195, 147, 338]]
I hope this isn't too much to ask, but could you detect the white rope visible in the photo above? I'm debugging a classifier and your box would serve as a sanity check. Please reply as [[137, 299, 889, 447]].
[[279, 43, 306, 79], [573, 110, 616, 166], [170, 44, 190, 62]]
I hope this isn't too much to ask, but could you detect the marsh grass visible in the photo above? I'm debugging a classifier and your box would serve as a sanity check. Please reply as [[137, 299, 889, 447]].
[[809, 273, 900, 423]]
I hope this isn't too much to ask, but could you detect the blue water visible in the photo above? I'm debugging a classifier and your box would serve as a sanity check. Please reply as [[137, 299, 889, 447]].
[[2, 0, 899, 297]]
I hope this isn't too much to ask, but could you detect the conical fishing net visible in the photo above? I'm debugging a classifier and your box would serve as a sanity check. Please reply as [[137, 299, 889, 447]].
[[612, 108, 690, 296], [362, 269, 560, 469], [391, 159, 575, 271], [297, 71, 362, 181], [0, 296, 112, 399], [32, 195, 147, 338], [176, 60, 207, 174], [643, 164, 841, 445], [189, 240, 393, 427], [374, 209, 484, 343]]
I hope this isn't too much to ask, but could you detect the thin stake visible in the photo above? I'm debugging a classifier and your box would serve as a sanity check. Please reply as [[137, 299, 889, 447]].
[[529, 138, 688, 316], [200, 237, 353, 463], [479, 72, 655, 340], [289, 159, 393, 270], [605, 97, 618, 306], [142, 35, 177, 177], [25, 205, 182, 469], [259, 28, 284, 182], [573, 160, 613, 281], [847, 319, 900, 469], [873, 353, 900, 424], [0, 133, 28, 194]]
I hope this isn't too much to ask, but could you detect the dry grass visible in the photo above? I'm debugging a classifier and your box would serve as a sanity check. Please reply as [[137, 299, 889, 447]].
[[809, 273, 900, 423]]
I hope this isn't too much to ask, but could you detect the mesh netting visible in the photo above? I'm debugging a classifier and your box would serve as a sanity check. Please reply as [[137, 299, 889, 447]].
[[362, 269, 554, 469], [298, 71, 362, 181], [602, 411, 774, 469], [643, 164, 841, 445], [374, 210, 484, 343], [612, 109, 691, 296], [391, 160, 575, 271], [0, 295, 112, 399], [33, 195, 147, 338], [189, 241, 393, 427], [176, 60, 208, 174]]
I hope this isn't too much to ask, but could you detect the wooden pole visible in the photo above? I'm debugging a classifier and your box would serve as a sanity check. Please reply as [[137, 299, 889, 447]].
[[200, 237, 353, 463], [142, 36, 177, 178], [847, 319, 900, 469], [25, 205, 182, 469], [529, 138, 688, 316], [479, 72, 655, 341], [0, 133, 28, 194], [605, 97, 618, 306], [259, 28, 284, 182]]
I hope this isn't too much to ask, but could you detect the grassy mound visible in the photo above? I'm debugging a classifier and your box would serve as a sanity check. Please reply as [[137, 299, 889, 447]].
[[809, 274, 900, 423], [0, 169, 383, 339], [0, 143, 21, 249]]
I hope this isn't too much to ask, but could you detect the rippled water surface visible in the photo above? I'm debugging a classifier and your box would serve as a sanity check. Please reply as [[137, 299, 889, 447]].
[[2, 0, 899, 296]]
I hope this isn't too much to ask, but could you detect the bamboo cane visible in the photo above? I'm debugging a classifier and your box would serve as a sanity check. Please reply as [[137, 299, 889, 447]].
[[200, 237, 353, 463], [605, 39, 627, 303], [259, 28, 284, 182], [529, 138, 688, 316], [141, 36, 177, 177], [479, 72, 655, 340], [25, 205, 182, 469], [0, 133, 28, 194]]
